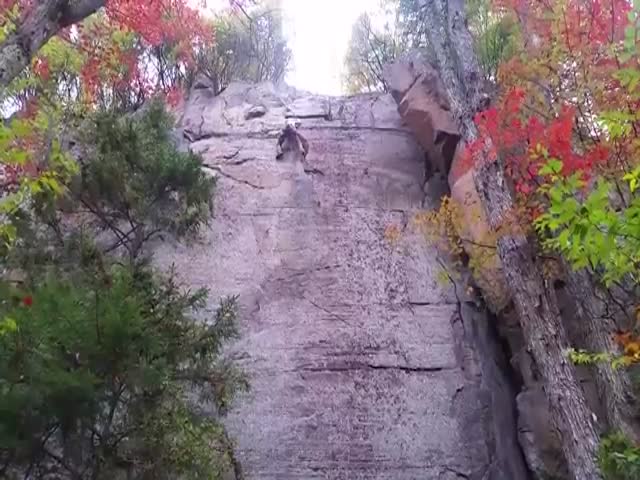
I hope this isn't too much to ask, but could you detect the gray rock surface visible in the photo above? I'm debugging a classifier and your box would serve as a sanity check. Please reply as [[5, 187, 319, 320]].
[[154, 82, 520, 480]]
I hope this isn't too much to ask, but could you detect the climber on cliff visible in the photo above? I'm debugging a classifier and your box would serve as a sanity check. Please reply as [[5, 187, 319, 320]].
[[275, 120, 324, 175], [276, 119, 309, 161]]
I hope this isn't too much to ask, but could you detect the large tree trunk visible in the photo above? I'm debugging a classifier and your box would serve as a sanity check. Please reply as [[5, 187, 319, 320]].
[[563, 267, 640, 441], [419, 1, 602, 479], [0, 0, 104, 88]]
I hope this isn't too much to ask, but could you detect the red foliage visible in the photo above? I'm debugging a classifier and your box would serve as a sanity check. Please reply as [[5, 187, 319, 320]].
[[468, 87, 610, 195], [165, 86, 183, 107], [0, 0, 217, 235], [22, 296, 33, 307], [465, 0, 640, 201], [2, 0, 214, 103], [72, 0, 213, 101], [32, 58, 50, 81], [495, 0, 630, 47], [105, 0, 213, 59]]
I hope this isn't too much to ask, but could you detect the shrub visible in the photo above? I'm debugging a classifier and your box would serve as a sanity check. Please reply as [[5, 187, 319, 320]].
[[0, 100, 244, 479], [598, 433, 640, 480]]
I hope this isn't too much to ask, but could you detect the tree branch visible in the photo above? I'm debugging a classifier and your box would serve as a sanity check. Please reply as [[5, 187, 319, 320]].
[[0, 0, 105, 88]]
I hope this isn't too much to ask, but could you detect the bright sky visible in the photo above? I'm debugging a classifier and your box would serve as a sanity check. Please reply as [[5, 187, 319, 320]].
[[197, 0, 377, 95], [281, 0, 374, 95]]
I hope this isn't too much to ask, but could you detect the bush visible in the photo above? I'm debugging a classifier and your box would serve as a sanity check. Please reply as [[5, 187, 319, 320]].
[[0, 100, 245, 479], [0, 265, 244, 479], [598, 433, 640, 480], [75, 99, 215, 253]]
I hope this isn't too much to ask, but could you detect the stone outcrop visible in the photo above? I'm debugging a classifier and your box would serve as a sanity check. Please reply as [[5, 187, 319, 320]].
[[383, 52, 510, 313], [153, 81, 527, 479], [384, 53, 458, 177]]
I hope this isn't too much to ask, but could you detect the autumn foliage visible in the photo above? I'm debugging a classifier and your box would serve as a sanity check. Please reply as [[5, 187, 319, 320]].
[[466, 1, 640, 198], [461, 0, 640, 370], [0, 0, 214, 111]]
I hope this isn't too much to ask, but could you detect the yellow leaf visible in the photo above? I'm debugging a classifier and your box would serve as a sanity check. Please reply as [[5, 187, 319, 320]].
[[0, 317, 18, 335], [624, 341, 640, 356]]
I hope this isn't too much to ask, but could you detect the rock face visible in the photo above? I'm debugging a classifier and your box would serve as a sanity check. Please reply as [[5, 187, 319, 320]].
[[383, 52, 510, 313], [154, 81, 525, 479]]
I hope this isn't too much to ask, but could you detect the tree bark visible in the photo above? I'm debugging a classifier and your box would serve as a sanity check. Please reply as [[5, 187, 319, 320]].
[[0, 0, 104, 89], [419, 1, 602, 479], [563, 267, 640, 442]]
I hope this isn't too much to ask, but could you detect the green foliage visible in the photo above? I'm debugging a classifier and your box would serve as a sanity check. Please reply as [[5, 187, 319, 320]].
[[76, 99, 215, 245], [0, 3, 242, 476], [568, 348, 615, 366], [189, 7, 291, 95], [343, 10, 410, 93], [392, 0, 518, 82], [465, 0, 519, 80], [599, 109, 639, 141], [39, 37, 86, 75], [0, 99, 242, 479], [535, 159, 640, 286], [0, 114, 79, 255], [598, 433, 640, 480], [620, 0, 640, 64], [3, 101, 215, 274], [567, 348, 635, 369], [0, 264, 245, 479], [0, 4, 20, 44]]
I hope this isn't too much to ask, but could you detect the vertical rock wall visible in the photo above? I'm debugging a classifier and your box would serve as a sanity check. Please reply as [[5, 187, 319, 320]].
[[153, 81, 525, 480]]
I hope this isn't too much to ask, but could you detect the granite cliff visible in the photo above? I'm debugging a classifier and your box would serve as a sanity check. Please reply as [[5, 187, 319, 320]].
[[153, 79, 530, 480]]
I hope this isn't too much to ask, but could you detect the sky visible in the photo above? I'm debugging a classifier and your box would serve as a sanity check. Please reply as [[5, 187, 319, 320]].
[[197, 0, 376, 95], [280, 0, 373, 95]]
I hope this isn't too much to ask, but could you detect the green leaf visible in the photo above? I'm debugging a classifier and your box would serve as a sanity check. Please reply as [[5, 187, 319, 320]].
[[0, 317, 18, 335], [539, 158, 563, 176]]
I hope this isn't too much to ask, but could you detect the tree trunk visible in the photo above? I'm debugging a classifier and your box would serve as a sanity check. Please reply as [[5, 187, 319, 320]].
[[563, 267, 640, 441], [419, 1, 602, 479], [0, 0, 104, 89]]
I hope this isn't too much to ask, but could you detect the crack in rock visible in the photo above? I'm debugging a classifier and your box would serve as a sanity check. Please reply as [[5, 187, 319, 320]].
[[185, 130, 280, 143], [223, 149, 241, 160], [303, 167, 325, 176], [302, 125, 410, 133], [186, 126, 410, 143], [369, 96, 378, 126], [298, 361, 449, 374], [286, 112, 333, 121], [185, 130, 231, 142], [408, 301, 456, 307], [229, 156, 260, 166], [451, 385, 464, 404], [440, 466, 470, 479], [304, 296, 349, 325], [183, 110, 207, 142], [275, 264, 341, 281], [203, 165, 267, 190], [390, 208, 409, 232]]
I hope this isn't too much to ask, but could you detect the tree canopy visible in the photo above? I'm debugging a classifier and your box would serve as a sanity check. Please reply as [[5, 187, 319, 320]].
[[343, 0, 518, 93]]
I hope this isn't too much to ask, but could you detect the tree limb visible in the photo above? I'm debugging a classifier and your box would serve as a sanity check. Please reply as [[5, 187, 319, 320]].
[[0, 0, 105, 88]]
